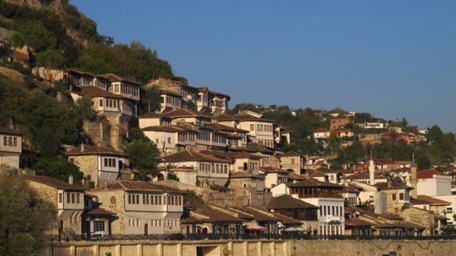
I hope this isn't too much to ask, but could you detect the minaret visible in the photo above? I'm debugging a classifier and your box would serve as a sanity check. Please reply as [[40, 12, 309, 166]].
[[369, 150, 375, 185], [410, 154, 418, 199]]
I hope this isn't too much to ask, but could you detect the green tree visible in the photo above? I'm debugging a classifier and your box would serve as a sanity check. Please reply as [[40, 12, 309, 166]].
[[0, 175, 56, 256], [34, 158, 83, 183], [125, 129, 160, 179], [138, 86, 161, 115], [36, 49, 64, 69], [13, 22, 52, 51], [22, 90, 81, 158]]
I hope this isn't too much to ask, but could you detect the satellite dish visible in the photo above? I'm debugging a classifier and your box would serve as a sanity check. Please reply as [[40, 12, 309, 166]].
[[186, 95, 192, 100]]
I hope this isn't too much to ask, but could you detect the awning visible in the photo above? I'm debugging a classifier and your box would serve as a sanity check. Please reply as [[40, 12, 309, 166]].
[[283, 226, 307, 233], [245, 225, 267, 231]]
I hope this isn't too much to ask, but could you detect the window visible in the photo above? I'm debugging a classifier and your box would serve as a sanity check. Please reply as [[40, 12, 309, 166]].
[[399, 193, 404, 200], [99, 99, 103, 107], [76, 194, 80, 204], [71, 193, 75, 204], [250, 124, 254, 131], [392, 194, 397, 201], [94, 221, 105, 232], [59, 193, 62, 203], [67, 193, 70, 203]]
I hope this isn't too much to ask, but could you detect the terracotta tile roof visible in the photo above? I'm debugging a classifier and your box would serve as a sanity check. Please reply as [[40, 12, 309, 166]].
[[25, 175, 85, 191], [259, 167, 290, 174], [345, 218, 373, 227], [230, 143, 274, 154], [234, 113, 273, 123], [316, 167, 339, 174], [208, 90, 230, 99], [374, 158, 396, 165], [100, 73, 141, 86], [375, 182, 413, 190], [161, 150, 231, 163], [266, 195, 318, 210], [86, 208, 116, 216], [417, 169, 445, 179], [162, 109, 211, 119], [337, 169, 354, 175], [209, 123, 249, 133], [99, 181, 183, 193], [230, 171, 264, 179], [214, 114, 237, 121], [410, 198, 431, 205], [287, 178, 344, 188], [66, 145, 126, 157], [417, 195, 451, 206], [138, 112, 165, 119], [346, 173, 385, 180], [141, 125, 185, 133], [76, 86, 124, 99], [314, 128, 329, 133], [203, 151, 261, 160], [233, 206, 276, 222], [270, 211, 302, 225], [183, 206, 243, 223], [287, 172, 307, 181]]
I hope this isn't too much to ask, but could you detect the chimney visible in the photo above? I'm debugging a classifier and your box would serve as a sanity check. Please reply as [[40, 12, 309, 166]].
[[81, 143, 85, 152], [387, 179, 392, 188], [369, 150, 375, 185], [410, 154, 418, 199], [68, 174, 74, 185]]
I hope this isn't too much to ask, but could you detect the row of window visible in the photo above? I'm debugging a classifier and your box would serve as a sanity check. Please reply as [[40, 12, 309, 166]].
[[2, 136, 18, 147], [391, 192, 409, 201], [58, 192, 81, 204], [118, 83, 139, 97], [319, 205, 343, 216], [99, 99, 118, 108], [127, 218, 179, 228], [127, 194, 182, 206], [199, 163, 229, 174], [104, 158, 117, 168], [257, 139, 274, 148]]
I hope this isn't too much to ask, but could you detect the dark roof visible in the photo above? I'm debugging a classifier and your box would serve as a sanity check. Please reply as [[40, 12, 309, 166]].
[[162, 109, 211, 119], [288, 178, 344, 188], [138, 112, 165, 119], [141, 125, 185, 133], [0, 128, 22, 136], [375, 182, 413, 190], [266, 195, 318, 210], [259, 167, 290, 174], [346, 173, 386, 180], [234, 113, 273, 123], [182, 206, 243, 224], [76, 86, 124, 99], [209, 123, 249, 133], [100, 73, 141, 86], [345, 218, 373, 227], [66, 145, 126, 157], [25, 175, 85, 191], [230, 171, 264, 179], [99, 181, 183, 193], [161, 150, 231, 163], [233, 206, 276, 222], [214, 114, 238, 121], [86, 208, 116, 216]]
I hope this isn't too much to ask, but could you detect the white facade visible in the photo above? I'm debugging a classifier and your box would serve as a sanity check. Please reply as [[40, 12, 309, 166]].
[[0, 130, 22, 169], [417, 175, 452, 196], [301, 197, 345, 236]]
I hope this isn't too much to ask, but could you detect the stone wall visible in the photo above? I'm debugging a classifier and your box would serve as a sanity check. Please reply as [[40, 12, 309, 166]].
[[44, 239, 456, 256]]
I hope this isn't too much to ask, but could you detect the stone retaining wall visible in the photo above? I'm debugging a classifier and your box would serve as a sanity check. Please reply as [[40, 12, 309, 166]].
[[45, 239, 456, 256]]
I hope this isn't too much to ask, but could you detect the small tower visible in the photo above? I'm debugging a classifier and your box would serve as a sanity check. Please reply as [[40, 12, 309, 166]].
[[369, 150, 375, 185], [410, 154, 418, 199]]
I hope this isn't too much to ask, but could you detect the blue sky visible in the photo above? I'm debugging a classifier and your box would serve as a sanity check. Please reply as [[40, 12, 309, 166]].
[[70, 0, 456, 132]]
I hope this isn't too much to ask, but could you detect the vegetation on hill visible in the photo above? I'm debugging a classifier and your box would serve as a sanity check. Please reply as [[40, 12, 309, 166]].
[[0, 174, 56, 255], [233, 103, 456, 170], [0, 1, 178, 84]]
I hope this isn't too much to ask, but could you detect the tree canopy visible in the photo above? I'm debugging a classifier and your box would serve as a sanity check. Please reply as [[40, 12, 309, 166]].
[[0, 175, 56, 256]]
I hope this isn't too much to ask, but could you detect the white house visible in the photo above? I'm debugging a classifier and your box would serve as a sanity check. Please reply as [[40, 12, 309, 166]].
[[0, 128, 22, 169]]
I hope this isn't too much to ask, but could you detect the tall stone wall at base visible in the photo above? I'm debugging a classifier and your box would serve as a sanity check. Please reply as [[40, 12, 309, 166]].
[[44, 239, 456, 256]]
